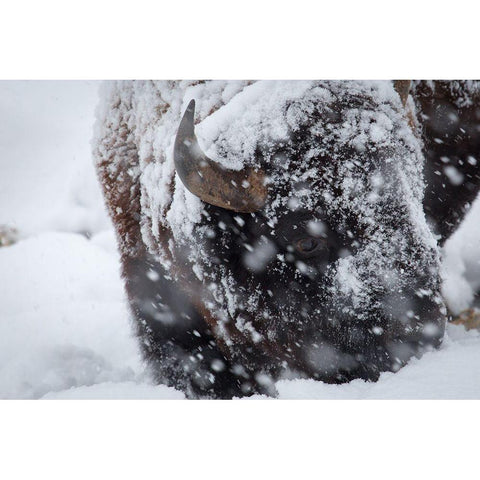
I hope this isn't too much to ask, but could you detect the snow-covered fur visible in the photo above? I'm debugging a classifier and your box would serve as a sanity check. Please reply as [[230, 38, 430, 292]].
[[93, 81, 459, 398], [412, 81, 480, 242]]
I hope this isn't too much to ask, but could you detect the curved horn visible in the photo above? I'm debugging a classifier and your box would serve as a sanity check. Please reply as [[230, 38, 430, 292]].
[[174, 100, 267, 213], [393, 80, 411, 107]]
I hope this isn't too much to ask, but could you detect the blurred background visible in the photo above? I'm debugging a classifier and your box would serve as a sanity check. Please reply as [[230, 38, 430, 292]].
[[0, 81, 153, 399], [0, 81, 109, 235]]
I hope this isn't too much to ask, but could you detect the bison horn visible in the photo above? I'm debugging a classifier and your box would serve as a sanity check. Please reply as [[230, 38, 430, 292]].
[[174, 100, 268, 213], [393, 80, 411, 106]]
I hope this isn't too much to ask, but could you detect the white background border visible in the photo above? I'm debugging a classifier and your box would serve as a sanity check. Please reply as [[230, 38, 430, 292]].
[[1, 0, 478, 79]]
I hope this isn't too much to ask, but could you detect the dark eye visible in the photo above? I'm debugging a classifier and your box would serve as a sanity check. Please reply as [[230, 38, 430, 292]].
[[295, 237, 320, 253]]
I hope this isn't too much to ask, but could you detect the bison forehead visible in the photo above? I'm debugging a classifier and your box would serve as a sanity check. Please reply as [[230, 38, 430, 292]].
[[194, 80, 411, 170], [184, 83, 437, 323], [190, 80, 424, 225], [111, 80, 437, 312], [126, 81, 422, 254], [152, 80, 431, 260]]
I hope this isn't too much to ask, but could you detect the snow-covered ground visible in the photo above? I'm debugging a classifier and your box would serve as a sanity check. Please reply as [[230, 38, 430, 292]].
[[1, 81, 480, 399]]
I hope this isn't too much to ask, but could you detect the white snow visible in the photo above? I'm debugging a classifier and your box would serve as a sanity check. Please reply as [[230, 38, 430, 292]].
[[273, 325, 480, 399], [443, 165, 464, 186], [0, 81, 110, 237], [442, 195, 480, 314], [1, 80, 480, 399]]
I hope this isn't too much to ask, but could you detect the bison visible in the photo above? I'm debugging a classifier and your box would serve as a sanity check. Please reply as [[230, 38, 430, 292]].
[[93, 80, 480, 398]]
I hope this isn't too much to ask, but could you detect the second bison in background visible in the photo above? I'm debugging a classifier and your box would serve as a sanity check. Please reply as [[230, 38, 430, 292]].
[[94, 80, 480, 398]]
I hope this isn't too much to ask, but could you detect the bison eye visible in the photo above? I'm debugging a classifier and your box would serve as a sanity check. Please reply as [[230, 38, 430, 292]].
[[295, 237, 321, 253]]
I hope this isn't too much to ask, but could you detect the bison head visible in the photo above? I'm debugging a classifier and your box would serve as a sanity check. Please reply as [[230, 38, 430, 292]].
[[168, 81, 446, 386]]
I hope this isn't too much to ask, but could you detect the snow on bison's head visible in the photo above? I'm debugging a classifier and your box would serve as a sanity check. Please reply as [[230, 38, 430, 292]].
[[95, 81, 447, 398]]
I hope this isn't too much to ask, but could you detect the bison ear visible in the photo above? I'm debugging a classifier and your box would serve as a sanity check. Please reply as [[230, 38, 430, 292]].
[[393, 80, 411, 107], [173, 99, 268, 213]]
